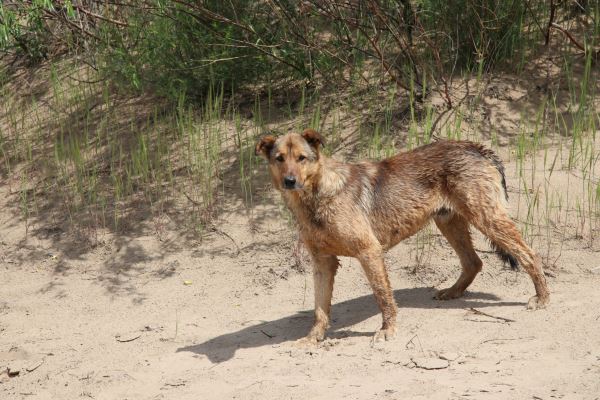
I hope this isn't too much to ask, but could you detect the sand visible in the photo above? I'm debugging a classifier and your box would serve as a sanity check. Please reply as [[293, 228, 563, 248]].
[[2, 150, 600, 400]]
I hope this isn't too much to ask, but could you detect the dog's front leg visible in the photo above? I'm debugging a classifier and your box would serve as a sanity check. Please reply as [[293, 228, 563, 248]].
[[358, 250, 397, 342], [297, 253, 339, 345]]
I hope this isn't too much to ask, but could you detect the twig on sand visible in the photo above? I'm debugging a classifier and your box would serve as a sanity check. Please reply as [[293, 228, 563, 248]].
[[260, 329, 274, 338], [405, 334, 424, 354], [544, 270, 557, 278], [467, 308, 515, 323], [181, 192, 240, 256], [481, 336, 535, 344], [164, 381, 186, 387], [26, 359, 44, 373], [115, 333, 141, 342], [183, 191, 202, 206], [210, 226, 241, 257]]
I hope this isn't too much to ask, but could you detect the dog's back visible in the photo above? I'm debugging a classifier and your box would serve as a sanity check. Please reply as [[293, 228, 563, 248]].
[[337, 140, 508, 249]]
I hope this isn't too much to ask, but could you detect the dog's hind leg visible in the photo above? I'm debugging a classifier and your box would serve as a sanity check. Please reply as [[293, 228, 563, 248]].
[[357, 248, 397, 342], [469, 207, 550, 310], [298, 252, 339, 345], [433, 212, 483, 300]]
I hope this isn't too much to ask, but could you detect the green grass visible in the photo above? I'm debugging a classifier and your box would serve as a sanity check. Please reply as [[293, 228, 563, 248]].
[[0, 60, 243, 235]]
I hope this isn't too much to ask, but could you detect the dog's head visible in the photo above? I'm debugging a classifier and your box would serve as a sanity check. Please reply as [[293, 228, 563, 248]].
[[255, 129, 324, 191]]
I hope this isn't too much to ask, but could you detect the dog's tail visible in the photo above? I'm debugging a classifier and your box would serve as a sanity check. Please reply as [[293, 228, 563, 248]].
[[473, 144, 518, 270], [489, 240, 519, 270]]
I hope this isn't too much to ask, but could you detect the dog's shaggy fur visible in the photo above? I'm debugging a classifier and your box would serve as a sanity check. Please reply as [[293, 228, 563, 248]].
[[256, 129, 549, 343]]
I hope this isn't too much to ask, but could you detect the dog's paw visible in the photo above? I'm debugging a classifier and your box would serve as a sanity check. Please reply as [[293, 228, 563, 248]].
[[527, 295, 549, 310], [434, 287, 464, 300], [293, 335, 319, 348], [372, 326, 397, 343]]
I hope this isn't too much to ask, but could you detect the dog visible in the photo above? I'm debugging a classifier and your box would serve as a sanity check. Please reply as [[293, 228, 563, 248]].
[[256, 129, 549, 343]]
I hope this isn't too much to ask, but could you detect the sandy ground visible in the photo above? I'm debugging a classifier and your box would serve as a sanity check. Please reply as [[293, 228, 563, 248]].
[[2, 147, 600, 400]]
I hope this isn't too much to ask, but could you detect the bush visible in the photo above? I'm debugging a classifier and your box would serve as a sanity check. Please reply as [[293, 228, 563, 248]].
[[418, 0, 528, 70], [0, 2, 50, 65], [97, 1, 314, 100], [1, 1, 597, 103]]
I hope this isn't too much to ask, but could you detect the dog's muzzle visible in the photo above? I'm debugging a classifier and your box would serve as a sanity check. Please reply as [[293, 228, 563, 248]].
[[283, 176, 297, 189]]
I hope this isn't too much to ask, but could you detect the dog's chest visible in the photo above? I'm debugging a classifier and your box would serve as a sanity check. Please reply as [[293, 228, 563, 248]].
[[301, 224, 351, 255], [286, 193, 331, 225], [301, 207, 372, 256], [289, 200, 339, 249], [297, 200, 332, 232]]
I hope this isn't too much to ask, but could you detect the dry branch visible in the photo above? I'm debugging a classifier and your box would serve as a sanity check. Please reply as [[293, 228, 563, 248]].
[[467, 308, 516, 323]]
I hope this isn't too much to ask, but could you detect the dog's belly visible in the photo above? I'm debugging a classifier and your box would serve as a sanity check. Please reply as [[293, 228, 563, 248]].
[[376, 217, 433, 250], [297, 195, 440, 256], [301, 218, 428, 257]]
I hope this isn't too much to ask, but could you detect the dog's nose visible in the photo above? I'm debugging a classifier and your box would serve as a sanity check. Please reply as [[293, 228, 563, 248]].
[[283, 176, 296, 189]]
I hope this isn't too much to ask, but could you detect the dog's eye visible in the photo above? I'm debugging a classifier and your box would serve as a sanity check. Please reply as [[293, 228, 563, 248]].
[[298, 155, 306, 161], [275, 155, 284, 162]]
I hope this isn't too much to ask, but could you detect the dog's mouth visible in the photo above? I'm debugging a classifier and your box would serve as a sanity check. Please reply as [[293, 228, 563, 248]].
[[282, 183, 304, 191]]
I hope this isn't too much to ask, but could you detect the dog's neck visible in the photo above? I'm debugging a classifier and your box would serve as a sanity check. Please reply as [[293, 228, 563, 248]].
[[311, 157, 348, 198], [283, 156, 348, 215]]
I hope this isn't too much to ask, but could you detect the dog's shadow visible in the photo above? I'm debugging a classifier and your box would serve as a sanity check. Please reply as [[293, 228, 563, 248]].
[[177, 287, 524, 363]]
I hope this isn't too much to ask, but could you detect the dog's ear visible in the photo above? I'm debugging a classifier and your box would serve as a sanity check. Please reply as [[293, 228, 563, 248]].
[[301, 129, 325, 150], [255, 135, 276, 159]]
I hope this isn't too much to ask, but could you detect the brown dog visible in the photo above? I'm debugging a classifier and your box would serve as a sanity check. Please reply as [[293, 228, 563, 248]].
[[256, 129, 549, 343]]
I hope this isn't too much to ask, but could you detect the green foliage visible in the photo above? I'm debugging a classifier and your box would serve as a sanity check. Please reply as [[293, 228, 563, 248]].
[[1, 1, 598, 101], [0, 1, 49, 64], [95, 1, 319, 100], [418, 0, 528, 70]]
